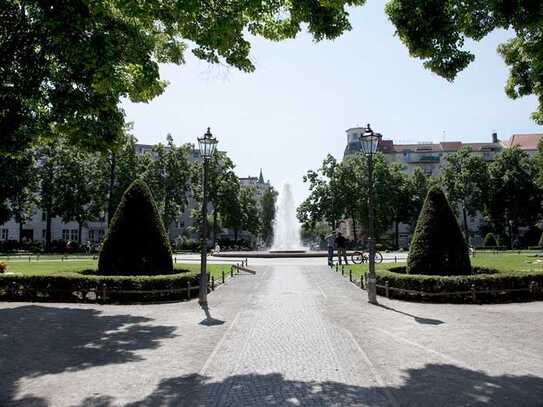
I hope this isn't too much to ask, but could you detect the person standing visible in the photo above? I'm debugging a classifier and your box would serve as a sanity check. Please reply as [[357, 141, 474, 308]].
[[325, 232, 336, 266], [335, 232, 348, 265]]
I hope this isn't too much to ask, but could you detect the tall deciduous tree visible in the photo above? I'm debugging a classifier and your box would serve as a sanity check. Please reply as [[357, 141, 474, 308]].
[[386, 1, 543, 124], [2, 0, 364, 155], [440, 147, 489, 244], [260, 187, 278, 246], [144, 135, 191, 229], [486, 147, 542, 246]]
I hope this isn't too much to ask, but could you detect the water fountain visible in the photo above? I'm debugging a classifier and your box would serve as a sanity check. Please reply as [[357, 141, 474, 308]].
[[269, 182, 306, 253]]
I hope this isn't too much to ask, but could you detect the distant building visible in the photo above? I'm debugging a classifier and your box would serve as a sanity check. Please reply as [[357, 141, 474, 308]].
[[239, 169, 272, 202]]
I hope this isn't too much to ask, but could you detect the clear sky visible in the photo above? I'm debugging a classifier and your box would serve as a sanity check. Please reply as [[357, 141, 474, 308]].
[[122, 1, 541, 205]]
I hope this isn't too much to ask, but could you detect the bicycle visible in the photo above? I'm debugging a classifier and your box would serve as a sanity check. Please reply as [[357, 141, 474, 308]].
[[351, 250, 383, 264]]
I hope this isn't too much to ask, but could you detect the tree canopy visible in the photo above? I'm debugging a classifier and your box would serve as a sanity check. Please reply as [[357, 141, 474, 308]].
[[386, 0, 543, 123], [2, 0, 364, 155]]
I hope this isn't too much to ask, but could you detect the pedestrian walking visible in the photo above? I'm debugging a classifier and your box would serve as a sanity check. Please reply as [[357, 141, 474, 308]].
[[335, 232, 348, 265], [325, 232, 335, 266]]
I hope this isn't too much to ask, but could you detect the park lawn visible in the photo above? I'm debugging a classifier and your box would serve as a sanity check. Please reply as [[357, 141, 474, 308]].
[[346, 253, 543, 281], [3, 259, 232, 280]]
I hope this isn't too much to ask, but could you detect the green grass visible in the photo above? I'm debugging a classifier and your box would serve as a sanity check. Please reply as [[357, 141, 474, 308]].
[[346, 253, 543, 281], [2, 259, 232, 280]]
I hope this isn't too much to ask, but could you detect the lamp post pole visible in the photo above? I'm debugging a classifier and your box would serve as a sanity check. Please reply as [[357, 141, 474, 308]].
[[197, 127, 217, 307], [199, 155, 210, 306], [359, 123, 380, 305], [367, 148, 378, 305]]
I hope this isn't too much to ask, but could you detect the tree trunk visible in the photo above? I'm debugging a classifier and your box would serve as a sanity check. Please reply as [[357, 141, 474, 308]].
[[462, 205, 470, 246], [395, 220, 400, 250], [45, 211, 52, 251], [212, 210, 218, 247], [78, 222, 83, 244], [107, 151, 117, 226]]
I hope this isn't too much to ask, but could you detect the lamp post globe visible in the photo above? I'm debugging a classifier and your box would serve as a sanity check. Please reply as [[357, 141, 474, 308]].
[[197, 127, 218, 307], [359, 123, 381, 305]]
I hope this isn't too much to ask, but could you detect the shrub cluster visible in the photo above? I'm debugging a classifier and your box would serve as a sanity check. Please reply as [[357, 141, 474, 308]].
[[0, 272, 200, 303], [98, 180, 173, 276], [372, 266, 543, 303]]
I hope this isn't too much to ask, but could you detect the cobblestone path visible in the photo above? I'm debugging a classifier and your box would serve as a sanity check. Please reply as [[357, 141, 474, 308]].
[[197, 266, 394, 406], [1, 264, 542, 406]]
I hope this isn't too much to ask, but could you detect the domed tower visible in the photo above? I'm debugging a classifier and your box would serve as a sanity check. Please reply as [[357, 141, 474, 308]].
[[343, 127, 365, 158]]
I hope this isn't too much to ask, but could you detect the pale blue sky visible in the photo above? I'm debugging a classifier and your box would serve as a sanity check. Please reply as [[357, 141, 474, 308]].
[[122, 2, 541, 204]]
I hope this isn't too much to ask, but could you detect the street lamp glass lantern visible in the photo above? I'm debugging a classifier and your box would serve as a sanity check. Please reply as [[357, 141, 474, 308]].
[[198, 127, 218, 159], [360, 125, 381, 156]]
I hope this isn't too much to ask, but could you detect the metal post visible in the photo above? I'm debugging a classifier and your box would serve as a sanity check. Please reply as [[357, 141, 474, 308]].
[[222, 270, 225, 284], [187, 281, 191, 300], [385, 281, 390, 298], [199, 157, 210, 306], [367, 153, 378, 304], [349, 269, 352, 282]]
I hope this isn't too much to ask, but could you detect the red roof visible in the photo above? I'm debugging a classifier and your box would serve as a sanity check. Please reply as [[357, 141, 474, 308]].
[[503, 134, 543, 150]]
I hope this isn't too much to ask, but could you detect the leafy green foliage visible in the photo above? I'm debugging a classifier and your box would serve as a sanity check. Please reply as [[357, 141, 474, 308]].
[[485, 147, 541, 238], [385, 0, 543, 123], [2, 0, 364, 155], [98, 180, 173, 276], [483, 233, 498, 248], [143, 135, 192, 228], [260, 187, 278, 246], [407, 187, 471, 276]]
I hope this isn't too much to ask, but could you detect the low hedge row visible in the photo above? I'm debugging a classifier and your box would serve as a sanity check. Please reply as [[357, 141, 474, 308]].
[[370, 266, 543, 303], [0, 272, 203, 303]]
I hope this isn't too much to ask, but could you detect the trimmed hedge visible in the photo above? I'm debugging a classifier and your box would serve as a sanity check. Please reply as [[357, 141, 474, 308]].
[[371, 266, 543, 303], [483, 233, 498, 247], [98, 180, 173, 276], [407, 187, 471, 276], [0, 272, 202, 303]]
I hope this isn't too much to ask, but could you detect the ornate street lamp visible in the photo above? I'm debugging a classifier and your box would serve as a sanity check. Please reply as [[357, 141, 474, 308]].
[[360, 124, 382, 305], [197, 127, 218, 306]]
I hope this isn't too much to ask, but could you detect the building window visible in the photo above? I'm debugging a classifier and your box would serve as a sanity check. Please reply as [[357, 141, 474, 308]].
[[176, 220, 185, 228], [62, 229, 79, 241], [1, 229, 8, 240]]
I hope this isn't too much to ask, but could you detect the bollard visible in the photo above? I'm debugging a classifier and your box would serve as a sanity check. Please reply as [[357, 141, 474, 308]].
[[246, 258, 248, 266], [211, 276, 215, 291], [349, 270, 352, 282], [341, 268, 344, 277], [529, 281, 535, 294], [341, 264, 344, 274], [360, 277, 364, 289], [237, 264, 240, 274], [385, 281, 390, 298], [222, 270, 225, 284], [187, 281, 191, 300], [394, 256, 397, 263], [335, 263, 338, 272], [175, 257, 177, 264], [471, 284, 476, 302], [29, 256, 31, 262], [102, 283, 107, 303], [230, 265, 234, 277]]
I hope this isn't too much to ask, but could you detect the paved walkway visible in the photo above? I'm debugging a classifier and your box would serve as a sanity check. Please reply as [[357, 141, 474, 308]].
[[1, 265, 543, 406]]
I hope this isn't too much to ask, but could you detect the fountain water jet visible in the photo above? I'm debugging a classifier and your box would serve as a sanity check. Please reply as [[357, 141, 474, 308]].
[[270, 182, 306, 253]]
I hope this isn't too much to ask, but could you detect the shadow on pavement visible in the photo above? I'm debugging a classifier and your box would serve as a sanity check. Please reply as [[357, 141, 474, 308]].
[[199, 304, 225, 326], [76, 363, 543, 406], [0, 305, 177, 407], [378, 303, 445, 325]]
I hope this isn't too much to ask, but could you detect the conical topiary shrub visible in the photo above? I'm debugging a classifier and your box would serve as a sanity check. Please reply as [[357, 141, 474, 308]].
[[98, 180, 173, 275], [483, 233, 497, 247], [407, 187, 471, 276]]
